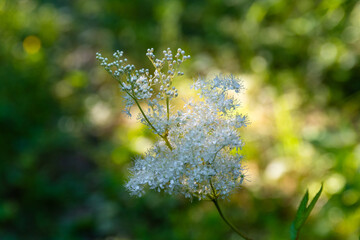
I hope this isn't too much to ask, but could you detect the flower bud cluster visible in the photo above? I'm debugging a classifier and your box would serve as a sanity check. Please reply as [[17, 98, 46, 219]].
[[146, 48, 190, 100], [96, 48, 189, 117]]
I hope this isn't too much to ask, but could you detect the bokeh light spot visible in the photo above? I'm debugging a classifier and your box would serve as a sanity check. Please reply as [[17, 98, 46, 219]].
[[320, 42, 337, 65], [328, 207, 343, 224], [325, 173, 346, 194], [251, 56, 267, 73], [264, 160, 287, 181], [89, 102, 111, 126], [23, 35, 41, 54], [65, 71, 87, 88], [342, 189, 359, 206], [0, 0, 5, 12], [131, 137, 152, 154]]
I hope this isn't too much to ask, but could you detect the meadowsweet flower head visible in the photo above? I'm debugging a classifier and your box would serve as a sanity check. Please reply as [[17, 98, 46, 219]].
[[97, 48, 249, 200]]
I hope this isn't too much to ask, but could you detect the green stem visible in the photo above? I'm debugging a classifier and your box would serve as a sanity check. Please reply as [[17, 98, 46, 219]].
[[211, 199, 252, 240], [132, 95, 173, 151], [162, 133, 173, 151], [209, 181, 251, 240], [166, 97, 170, 121], [115, 77, 173, 150], [132, 95, 159, 134]]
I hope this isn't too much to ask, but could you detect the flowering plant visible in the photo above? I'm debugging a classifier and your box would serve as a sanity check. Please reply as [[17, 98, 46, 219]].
[[96, 48, 322, 240], [96, 48, 248, 199]]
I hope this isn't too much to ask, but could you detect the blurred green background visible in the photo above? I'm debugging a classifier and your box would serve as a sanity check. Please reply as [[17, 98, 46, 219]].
[[0, 0, 359, 239]]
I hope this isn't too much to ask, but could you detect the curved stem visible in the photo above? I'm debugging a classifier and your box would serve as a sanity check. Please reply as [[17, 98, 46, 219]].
[[166, 97, 170, 121], [211, 199, 252, 240], [132, 95, 159, 134], [209, 180, 251, 240], [131, 95, 173, 151], [115, 77, 173, 150]]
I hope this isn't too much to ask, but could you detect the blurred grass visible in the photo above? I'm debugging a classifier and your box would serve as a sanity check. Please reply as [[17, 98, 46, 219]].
[[0, 0, 359, 239]]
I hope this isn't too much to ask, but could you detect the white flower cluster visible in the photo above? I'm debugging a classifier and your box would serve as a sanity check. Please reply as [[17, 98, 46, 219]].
[[97, 48, 248, 200], [127, 74, 249, 199]]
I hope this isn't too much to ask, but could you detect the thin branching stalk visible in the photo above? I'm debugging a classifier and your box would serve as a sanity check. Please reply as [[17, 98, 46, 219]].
[[117, 78, 173, 150]]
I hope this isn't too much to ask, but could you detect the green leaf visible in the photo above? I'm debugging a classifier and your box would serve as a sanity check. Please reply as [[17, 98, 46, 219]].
[[294, 190, 309, 229], [303, 184, 323, 223], [290, 184, 323, 240]]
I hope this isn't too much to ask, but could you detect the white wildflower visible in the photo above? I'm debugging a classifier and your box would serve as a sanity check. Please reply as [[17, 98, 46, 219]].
[[97, 48, 249, 200]]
